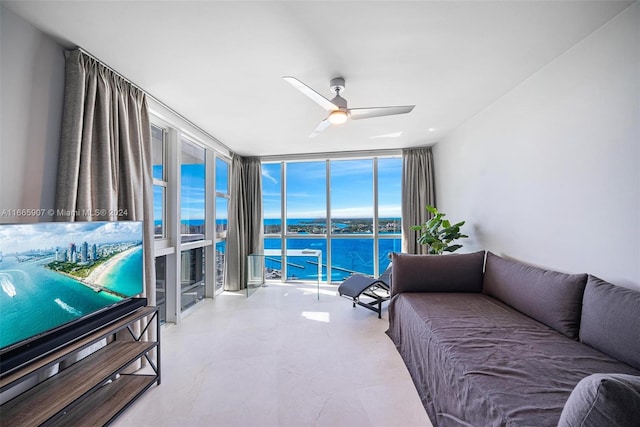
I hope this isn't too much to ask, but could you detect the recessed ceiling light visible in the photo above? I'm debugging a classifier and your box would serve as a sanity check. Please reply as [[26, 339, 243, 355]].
[[428, 128, 436, 132]]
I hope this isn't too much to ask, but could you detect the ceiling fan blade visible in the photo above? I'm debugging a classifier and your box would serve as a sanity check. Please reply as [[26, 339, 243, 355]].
[[283, 76, 339, 112], [348, 105, 415, 120], [309, 118, 331, 138]]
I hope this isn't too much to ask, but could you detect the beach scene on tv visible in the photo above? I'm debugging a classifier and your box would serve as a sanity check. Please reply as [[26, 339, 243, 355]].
[[0, 221, 144, 350]]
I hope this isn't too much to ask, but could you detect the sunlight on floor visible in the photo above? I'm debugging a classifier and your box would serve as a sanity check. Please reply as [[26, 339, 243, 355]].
[[301, 311, 331, 323]]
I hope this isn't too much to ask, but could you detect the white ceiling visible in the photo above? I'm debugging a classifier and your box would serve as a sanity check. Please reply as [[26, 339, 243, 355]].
[[3, 0, 634, 157]]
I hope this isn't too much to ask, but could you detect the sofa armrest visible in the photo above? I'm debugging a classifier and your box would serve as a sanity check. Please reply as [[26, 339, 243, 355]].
[[559, 374, 640, 427], [390, 251, 485, 296]]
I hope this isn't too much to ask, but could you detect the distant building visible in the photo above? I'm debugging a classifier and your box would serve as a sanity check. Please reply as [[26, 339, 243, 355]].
[[68, 243, 76, 263], [55, 247, 66, 262], [81, 242, 89, 263]]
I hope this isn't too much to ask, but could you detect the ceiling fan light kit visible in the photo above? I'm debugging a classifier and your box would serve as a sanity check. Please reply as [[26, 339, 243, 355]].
[[283, 75, 415, 137], [328, 110, 348, 124]]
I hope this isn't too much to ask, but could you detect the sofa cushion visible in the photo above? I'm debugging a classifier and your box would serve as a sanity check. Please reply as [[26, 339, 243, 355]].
[[390, 251, 485, 296], [558, 374, 640, 427], [483, 252, 587, 339], [387, 293, 640, 426], [580, 276, 640, 370]]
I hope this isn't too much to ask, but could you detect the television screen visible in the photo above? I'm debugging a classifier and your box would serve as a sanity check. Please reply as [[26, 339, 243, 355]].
[[0, 221, 144, 352]]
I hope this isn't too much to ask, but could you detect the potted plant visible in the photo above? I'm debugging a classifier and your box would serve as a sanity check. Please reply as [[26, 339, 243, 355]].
[[410, 205, 468, 254]]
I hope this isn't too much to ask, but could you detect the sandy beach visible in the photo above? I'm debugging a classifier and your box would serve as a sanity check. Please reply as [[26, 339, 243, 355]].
[[85, 246, 139, 287]]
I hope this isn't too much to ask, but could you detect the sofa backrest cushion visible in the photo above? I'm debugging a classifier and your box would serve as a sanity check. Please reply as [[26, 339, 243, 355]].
[[580, 275, 640, 370], [558, 373, 640, 427], [390, 251, 485, 296], [482, 252, 587, 339]]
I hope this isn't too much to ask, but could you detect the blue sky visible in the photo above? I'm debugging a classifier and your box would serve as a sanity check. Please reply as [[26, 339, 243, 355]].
[[155, 157, 401, 222], [154, 158, 229, 223], [262, 158, 401, 219], [1, 222, 143, 254]]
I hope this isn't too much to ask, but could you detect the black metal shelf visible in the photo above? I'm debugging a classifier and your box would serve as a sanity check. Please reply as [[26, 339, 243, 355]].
[[0, 306, 160, 427]]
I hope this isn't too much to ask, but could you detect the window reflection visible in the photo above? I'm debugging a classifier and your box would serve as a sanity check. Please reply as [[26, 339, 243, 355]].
[[181, 248, 205, 311]]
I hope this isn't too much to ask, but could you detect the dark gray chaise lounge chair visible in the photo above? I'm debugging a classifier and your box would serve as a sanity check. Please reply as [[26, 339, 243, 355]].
[[338, 266, 392, 318]]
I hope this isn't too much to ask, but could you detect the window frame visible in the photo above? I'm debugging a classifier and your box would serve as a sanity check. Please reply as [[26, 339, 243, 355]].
[[150, 106, 232, 324], [262, 151, 402, 283], [152, 123, 168, 241]]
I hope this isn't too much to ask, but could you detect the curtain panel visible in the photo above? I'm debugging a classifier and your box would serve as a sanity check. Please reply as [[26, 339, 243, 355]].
[[402, 147, 435, 254], [55, 49, 154, 301], [225, 155, 263, 291], [53, 49, 155, 370]]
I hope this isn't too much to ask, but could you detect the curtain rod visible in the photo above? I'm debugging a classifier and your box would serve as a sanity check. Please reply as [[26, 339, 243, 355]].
[[76, 47, 235, 156]]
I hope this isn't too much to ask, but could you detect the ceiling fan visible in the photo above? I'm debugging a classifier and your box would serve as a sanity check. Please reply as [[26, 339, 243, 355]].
[[283, 76, 415, 138]]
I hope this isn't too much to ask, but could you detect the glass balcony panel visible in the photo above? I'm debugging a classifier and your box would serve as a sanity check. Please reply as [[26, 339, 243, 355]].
[[331, 239, 374, 282], [285, 238, 326, 281]]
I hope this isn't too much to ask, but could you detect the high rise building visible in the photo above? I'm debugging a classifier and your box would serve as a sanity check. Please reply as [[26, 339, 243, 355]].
[[68, 243, 76, 264], [81, 242, 89, 263]]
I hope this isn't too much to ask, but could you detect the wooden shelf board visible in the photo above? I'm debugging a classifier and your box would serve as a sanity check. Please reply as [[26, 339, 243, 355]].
[[1, 306, 157, 389], [48, 374, 157, 427], [1, 341, 156, 426]]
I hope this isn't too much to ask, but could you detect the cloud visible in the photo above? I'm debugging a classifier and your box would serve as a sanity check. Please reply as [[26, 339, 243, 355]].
[[1, 222, 143, 254], [262, 168, 278, 184]]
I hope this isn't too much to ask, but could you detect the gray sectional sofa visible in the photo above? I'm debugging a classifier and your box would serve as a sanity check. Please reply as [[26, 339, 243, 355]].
[[386, 251, 640, 427]]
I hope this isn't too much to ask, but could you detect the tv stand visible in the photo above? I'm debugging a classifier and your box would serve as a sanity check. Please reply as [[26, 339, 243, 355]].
[[0, 305, 160, 426]]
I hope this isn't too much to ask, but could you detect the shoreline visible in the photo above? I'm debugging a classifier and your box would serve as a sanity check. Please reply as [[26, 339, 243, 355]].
[[49, 246, 140, 300], [85, 246, 139, 287], [53, 269, 128, 299]]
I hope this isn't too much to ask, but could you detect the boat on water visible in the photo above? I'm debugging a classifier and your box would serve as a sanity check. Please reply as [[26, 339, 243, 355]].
[[1, 275, 17, 297]]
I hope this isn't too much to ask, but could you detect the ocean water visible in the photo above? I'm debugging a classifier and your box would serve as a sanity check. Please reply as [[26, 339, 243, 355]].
[[0, 257, 121, 349], [170, 218, 401, 282], [98, 247, 144, 296], [264, 236, 401, 282]]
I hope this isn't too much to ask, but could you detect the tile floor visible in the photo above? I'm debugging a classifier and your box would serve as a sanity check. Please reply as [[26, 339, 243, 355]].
[[112, 282, 432, 427]]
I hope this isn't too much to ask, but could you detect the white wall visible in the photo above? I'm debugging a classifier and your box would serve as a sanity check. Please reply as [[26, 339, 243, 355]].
[[0, 6, 65, 224], [433, 3, 639, 289]]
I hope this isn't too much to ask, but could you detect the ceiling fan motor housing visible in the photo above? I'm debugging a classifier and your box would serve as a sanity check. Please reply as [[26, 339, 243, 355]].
[[330, 77, 347, 108], [330, 77, 345, 94]]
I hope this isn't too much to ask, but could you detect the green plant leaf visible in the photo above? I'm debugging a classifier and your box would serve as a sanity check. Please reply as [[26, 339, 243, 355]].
[[412, 205, 467, 254]]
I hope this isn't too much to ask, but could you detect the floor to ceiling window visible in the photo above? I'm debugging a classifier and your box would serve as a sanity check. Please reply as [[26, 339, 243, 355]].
[[262, 154, 401, 283], [180, 139, 207, 311], [151, 110, 231, 324], [215, 158, 229, 293], [152, 124, 168, 323]]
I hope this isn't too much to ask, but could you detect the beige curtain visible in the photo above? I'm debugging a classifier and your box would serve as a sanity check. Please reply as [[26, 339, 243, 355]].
[[402, 147, 435, 254], [224, 154, 263, 291], [53, 49, 155, 369], [55, 49, 154, 301]]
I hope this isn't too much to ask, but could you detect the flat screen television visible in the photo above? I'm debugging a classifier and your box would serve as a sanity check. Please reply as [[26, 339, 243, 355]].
[[0, 221, 146, 376]]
